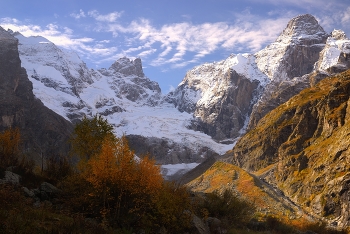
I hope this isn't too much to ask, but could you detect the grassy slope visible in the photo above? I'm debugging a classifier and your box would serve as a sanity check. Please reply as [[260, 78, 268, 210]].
[[186, 161, 303, 220]]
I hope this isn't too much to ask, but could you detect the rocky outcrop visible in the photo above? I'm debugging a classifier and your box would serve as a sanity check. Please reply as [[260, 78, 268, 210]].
[[0, 27, 73, 159], [109, 57, 145, 77], [229, 70, 350, 227], [248, 75, 312, 130], [189, 69, 260, 140], [315, 29, 350, 75], [98, 57, 161, 104]]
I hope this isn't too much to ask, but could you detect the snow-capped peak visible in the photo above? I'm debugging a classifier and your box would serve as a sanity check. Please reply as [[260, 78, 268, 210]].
[[277, 14, 327, 43], [14, 32, 51, 45], [255, 14, 328, 81], [166, 53, 268, 140]]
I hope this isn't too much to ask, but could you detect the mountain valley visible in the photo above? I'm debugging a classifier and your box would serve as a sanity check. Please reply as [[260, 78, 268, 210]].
[[1, 13, 350, 230]]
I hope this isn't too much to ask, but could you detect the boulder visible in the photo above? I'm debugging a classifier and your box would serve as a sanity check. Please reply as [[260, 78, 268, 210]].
[[40, 182, 62, 195], [0, 171, 21, 185], [191, 214, 210, 234], [22, 186, 35, 198]]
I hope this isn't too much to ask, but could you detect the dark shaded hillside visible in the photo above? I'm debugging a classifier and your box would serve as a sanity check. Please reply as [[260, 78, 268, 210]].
[[0, 27, 73, 159], [227, 69, 350, 227]]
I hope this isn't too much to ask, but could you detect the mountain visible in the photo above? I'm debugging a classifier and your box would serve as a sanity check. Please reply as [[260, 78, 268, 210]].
[[0, 27, 72, 159], [177, 14, 350, 227], [255, 14, 328, 81], [166, 14, 350, 144], [225, 15, 350, 228], [6, 14, 350, 167], [249, 15, 350, 130], [12, 31, 233, 166]]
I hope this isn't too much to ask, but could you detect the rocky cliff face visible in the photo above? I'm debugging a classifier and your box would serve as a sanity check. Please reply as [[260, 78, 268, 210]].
[[229, 70, 350, 227], [166, 54, 267, 141], [98, 57, 161, 105], [0, 27, 73, 158]]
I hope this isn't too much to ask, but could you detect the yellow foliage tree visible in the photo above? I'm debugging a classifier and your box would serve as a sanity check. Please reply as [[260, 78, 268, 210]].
[[85, 135, 164, 227], [69, 116, 183, 229], [86, 136, 118, 212], [132, 155, 162, 214]]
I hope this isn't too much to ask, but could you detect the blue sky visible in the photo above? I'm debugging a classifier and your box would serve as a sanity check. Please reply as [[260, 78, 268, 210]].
[[1, 0, 349, 93]]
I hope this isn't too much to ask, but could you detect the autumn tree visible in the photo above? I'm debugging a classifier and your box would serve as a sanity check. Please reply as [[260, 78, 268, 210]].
[[132, 155, 163, 214], [83, 134, 164, 228], [85, 135, 119, 218], [67, 116, 193, 231], [70, 114, 114, 162]]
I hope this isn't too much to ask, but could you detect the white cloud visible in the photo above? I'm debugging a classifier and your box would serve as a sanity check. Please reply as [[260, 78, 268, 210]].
[[99, 40, 110, 43], [70, 9, 86, 19], [137, 49, 157, 58], [88, 10, 123, 23], [249, 0, 333, 9], [100, 15, 290, 68], [340, 7, 350, 25], [0, 17, 118, 60], [2, 5, 348, 74], [0, 11, 300, 70]]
